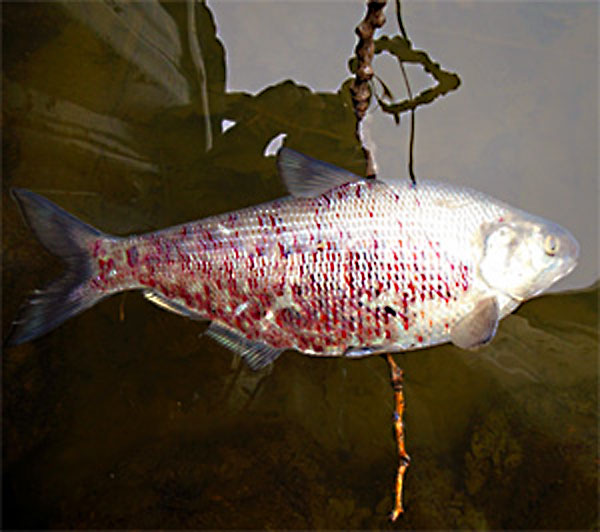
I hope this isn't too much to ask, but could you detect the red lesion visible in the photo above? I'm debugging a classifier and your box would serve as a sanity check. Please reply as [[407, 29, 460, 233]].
[[95, 257, 116, 286], [126, 246, 138, 267], [92, 239, 102, 258]]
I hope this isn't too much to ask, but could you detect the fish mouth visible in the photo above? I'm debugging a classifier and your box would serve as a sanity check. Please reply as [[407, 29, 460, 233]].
[[554, 226, 580, 282], [562, 226, 580, 269], [563, 256, 578, 278]]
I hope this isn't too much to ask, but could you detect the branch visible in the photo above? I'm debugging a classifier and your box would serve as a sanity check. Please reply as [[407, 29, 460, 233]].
[[385, 353, 410, 520], [350, 1, 388, 178]]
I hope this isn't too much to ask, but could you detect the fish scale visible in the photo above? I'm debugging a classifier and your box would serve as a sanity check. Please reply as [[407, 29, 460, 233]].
[[87, 178, 490, 356], [7, 148, 579, 371]]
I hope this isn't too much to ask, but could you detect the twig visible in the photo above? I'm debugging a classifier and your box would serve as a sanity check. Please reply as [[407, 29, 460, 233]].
[[385, 353, 410, 520], [394, 0, 409, 41], [350, 1, 387, 178], [187, 0, 213, 151], [374, 36, 461, 115], [393, 0, 416, 185]]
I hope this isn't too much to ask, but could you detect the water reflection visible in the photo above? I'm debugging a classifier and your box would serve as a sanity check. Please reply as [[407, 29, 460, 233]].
[[3, 1, 598, 529]]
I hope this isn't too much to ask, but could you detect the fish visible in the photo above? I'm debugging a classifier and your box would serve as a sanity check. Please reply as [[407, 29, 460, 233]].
[[6, 148, 579, 369]]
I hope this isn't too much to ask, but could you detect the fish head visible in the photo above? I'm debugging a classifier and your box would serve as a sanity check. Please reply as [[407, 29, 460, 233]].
[[479, 214, 579, 302]]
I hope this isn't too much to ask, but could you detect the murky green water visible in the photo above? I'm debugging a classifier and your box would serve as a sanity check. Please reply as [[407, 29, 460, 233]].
[[3, 2, 598, 529]]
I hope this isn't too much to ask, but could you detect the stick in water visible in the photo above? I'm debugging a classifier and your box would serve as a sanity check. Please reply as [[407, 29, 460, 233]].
[[385, 353, 410, 520]]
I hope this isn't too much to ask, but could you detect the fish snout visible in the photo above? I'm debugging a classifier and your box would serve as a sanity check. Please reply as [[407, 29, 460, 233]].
[[548, 222, 579, 277]]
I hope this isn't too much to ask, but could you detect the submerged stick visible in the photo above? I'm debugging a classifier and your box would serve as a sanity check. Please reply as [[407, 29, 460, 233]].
[[385, 353, 410, 520]]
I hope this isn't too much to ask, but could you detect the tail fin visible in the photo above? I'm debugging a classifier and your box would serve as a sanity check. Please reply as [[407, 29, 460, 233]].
[[6, 189, 108, 346]]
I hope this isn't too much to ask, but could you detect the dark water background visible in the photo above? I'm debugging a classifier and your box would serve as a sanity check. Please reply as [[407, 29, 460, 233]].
[[2, 2, 598, 529]]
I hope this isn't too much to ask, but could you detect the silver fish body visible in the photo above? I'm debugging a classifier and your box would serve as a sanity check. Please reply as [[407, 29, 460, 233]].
[[7, 149, 579, 369]]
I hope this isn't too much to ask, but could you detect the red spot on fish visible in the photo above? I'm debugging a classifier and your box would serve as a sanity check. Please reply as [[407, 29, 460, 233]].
[[417, 335, 423, 343], [181, 290, 193, 307], [126, 247, 138, 267]]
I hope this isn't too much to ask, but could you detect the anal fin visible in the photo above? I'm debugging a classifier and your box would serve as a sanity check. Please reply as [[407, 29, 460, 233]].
[[451, 296, 499, 349], [206, 322, 284, 370]]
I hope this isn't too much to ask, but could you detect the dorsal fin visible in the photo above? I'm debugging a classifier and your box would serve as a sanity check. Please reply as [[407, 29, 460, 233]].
[[276, 148, 363, 198]]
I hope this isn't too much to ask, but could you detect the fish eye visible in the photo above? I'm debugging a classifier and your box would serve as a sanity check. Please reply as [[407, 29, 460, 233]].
[[544, 235, 559, 256]]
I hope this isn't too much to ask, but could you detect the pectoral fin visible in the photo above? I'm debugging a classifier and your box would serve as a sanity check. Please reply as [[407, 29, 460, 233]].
[[451, 296, 499, 350]]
